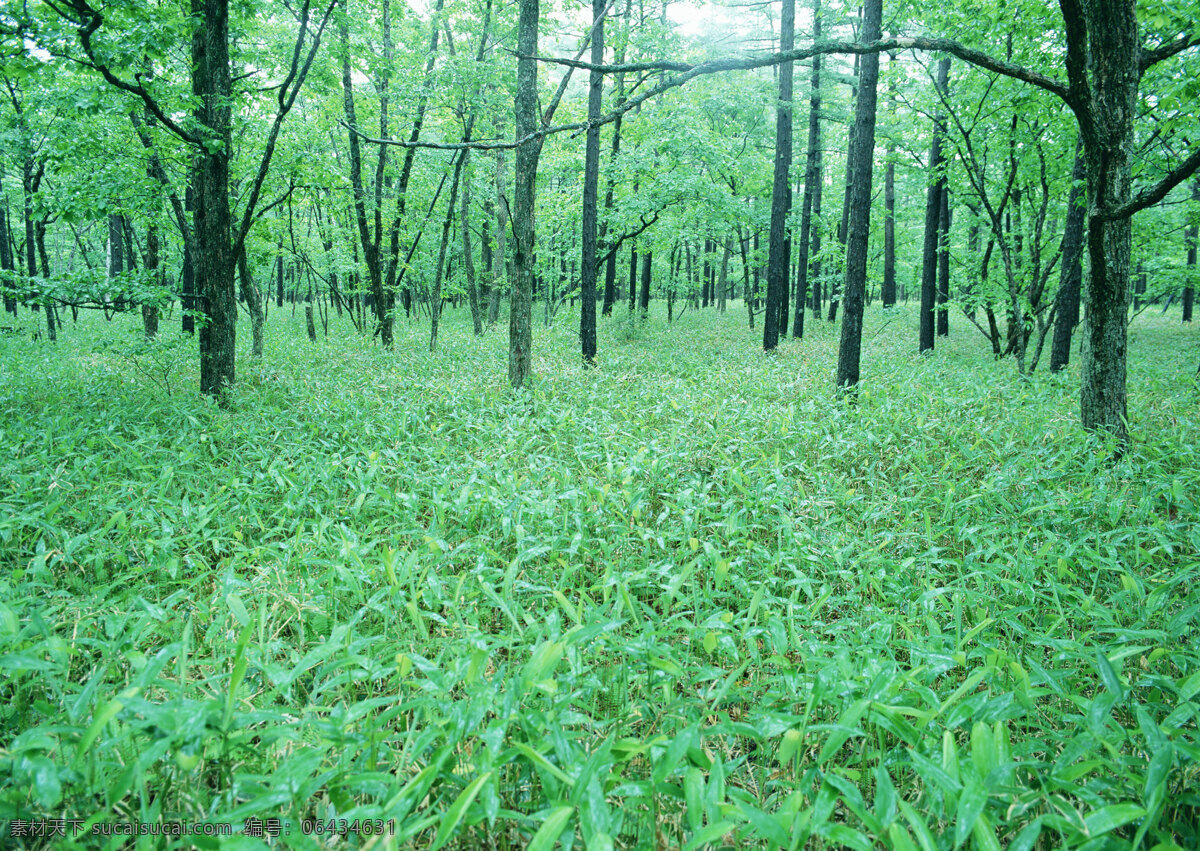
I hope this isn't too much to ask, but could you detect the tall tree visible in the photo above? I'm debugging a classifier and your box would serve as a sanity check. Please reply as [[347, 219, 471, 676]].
[[763, 0, 795, 352], [580, 0, 605, 365], [881, 52, 897, 309], [937, 188, 950, 336], [509, 0, 539, 388], [919, 58, 950, 354], [834, 0, 881, 391], [56, 0, 335, 397], [1184, 179, 1197, 323]]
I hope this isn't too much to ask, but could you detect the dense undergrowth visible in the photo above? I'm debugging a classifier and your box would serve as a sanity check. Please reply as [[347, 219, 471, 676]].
[[1, 303, 1198, 850]]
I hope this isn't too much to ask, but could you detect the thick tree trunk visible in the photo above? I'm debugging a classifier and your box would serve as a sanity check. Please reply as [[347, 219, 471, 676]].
[[919, 58, 950, 354], [834, 0, 881, 391], [1050, 142, 1086, 371], [509, 0, 539, 388], [1077, 0, 1138, 442], [580, 0, 604, 364], [763, 0, 794, 352], [193, 0, 236, 398]]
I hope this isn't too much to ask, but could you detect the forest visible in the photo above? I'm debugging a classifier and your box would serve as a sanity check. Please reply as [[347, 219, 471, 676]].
[[1, 0, 1199, 847]]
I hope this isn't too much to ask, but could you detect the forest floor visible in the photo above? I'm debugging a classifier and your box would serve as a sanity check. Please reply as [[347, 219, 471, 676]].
[[2, 302, 1199, 850]]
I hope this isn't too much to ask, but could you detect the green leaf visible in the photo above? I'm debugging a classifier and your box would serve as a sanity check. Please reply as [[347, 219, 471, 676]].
[[527, 805, 574, 851], [430, 771, 494, 851], [1083, 804, 1146, 837]]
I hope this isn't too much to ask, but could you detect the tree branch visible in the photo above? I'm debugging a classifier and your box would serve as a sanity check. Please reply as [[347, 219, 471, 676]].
[[1140, 35, 1200, 72], [1103, 146, 1200, 220], [531, 35, 1070, 102]]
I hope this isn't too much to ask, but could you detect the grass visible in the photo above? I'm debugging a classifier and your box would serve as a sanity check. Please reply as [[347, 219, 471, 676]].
[[1, 300, 1198, 850]]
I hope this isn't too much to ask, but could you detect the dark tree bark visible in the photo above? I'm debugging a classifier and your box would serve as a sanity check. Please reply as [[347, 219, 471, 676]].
[[794, 32, 819, 342], [763, 0, 794, 352], [509, 0, 539, 388], [829, 39, 861, 323], [1184, 179, 1197, 322], [182, 186, 196, 334], [192, 0, 236, 397], [489, 148, 507, 327], [462, 151, 484, 336], [1050, 141, 1087, 371], [937, 188, 951, 336], [431, 152, 466, 352], [580, 0, 605, 364], [834, 0, 881, 391], [639, 249, 651, 315], [919, 57, 950, 354], [882, 53, 897, 308], [0, 185, 14, 317], [629, 243, 638, 311]]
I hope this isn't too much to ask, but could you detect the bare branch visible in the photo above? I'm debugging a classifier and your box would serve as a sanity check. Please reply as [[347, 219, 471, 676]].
[[530, 35, 1070, 102]]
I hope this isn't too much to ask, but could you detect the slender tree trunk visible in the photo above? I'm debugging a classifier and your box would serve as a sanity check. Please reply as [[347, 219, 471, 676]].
[[182, 184, 196, 334], [763, 0, 794, 352], [919, 58, 950, 354], [834, 0, 881, 391], [237, 245, 265, 358], [143, 220, 160, 339], [882, 53, 897, 308], [937, 188, 951, 336], [639, 250, 652, 316], [489, 148, 508, 327], [462, 151, 483, 336], [629, 244, 638, 312], [794, 17, 821, 339], [580, 0, 605, 364], [0, 173, 14, 316], [718, 238, 730, 313], [431, 152, 465, 352], [1050, 141, 1087, 371], [1183, 179, 1197, 322]]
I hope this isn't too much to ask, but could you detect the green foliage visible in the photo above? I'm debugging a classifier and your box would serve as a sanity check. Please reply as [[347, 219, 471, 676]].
[[1, 305, 1198, 848]]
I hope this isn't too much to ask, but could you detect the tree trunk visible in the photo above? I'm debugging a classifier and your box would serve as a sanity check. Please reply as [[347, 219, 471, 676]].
[[509, 0, 539, 388], [462, 151, 484, 336], [937, 188, 951, 336], [834, 0, 881, 391], [882, 53, 897, 309], [431, 152, 465, 352], [919, 58, 950, 354], [193, 0, 236, 398], [639, 249, 652, 316], [718, 238, 730, 313], [489, 148, 507, 327], [580, 0, 605, 364], [1077, 0, 1138, 442], [763, 0, 794, 352], [1050, 141, 1087, 371], [237, 245, 265, 358], [1183, 179, 1197, 322]]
